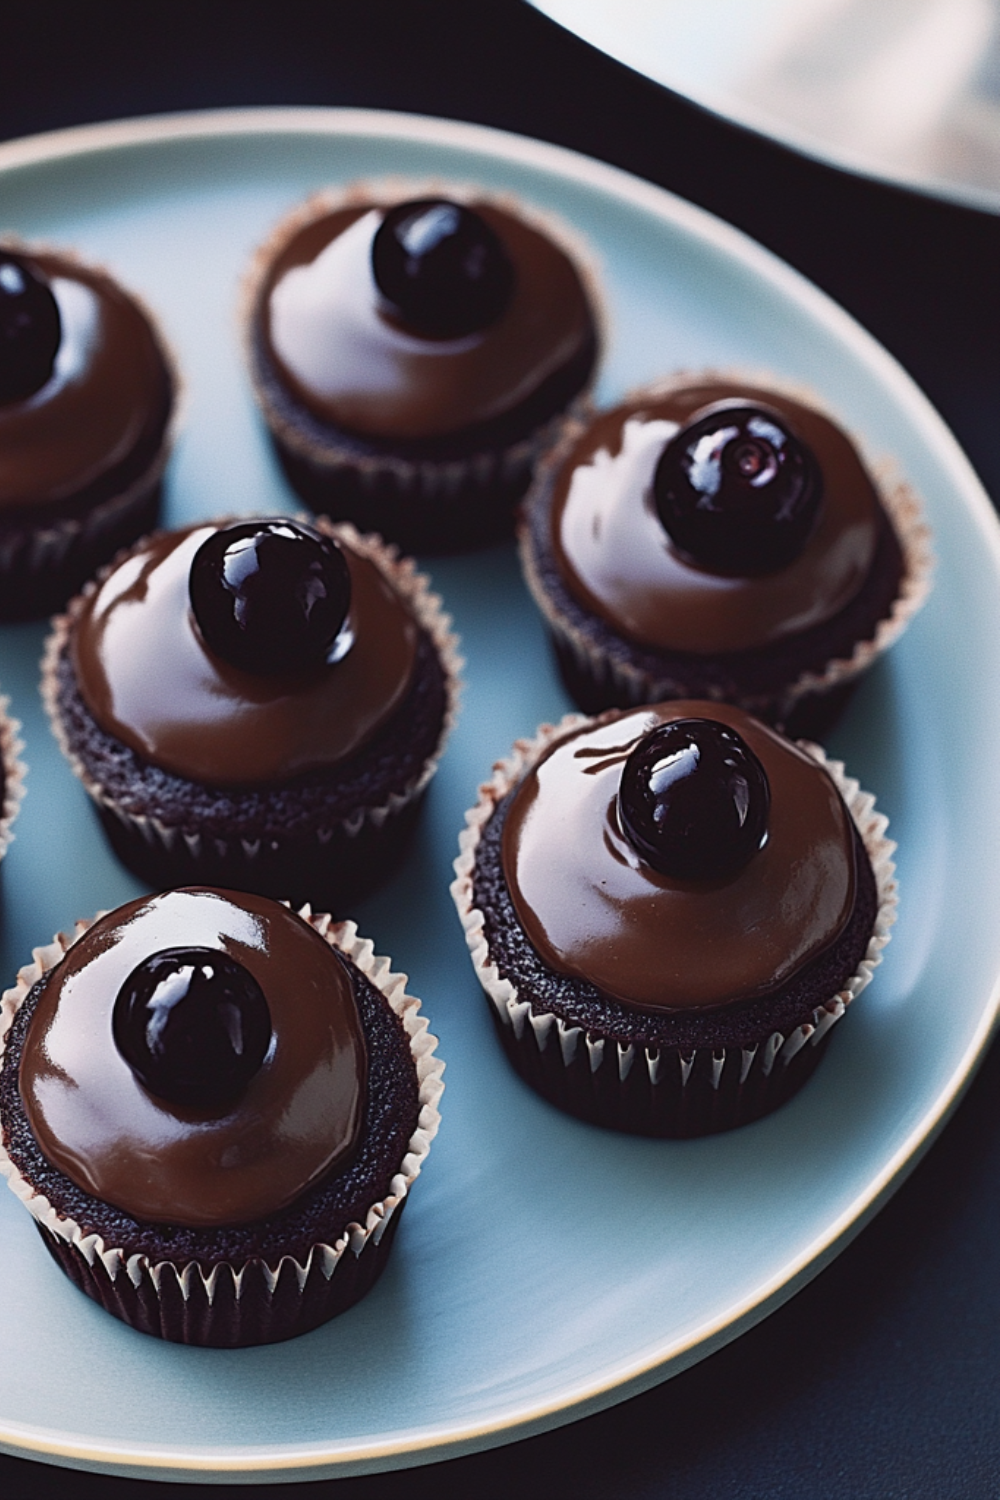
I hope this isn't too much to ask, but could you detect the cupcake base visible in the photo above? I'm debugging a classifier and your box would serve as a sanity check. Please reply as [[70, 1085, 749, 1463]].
[[0, 468, 164, 623], [34, 1205, 404, 1348], [523, 461, 926, 737], [243, 182, 602, 554], [92, 786, 423, 913], [488, 1002, 830, 1138], [269, 407, 584, 557], [44, 522, 462, 912], [547, 626, 862, 742], [453, 721, 896, 1137], [520, 373, 933, 735], [0, 915, 444, 1347]]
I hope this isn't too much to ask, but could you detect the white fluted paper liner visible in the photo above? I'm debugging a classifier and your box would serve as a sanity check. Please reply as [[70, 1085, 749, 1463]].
[[0, 237, 183, 596], [41, 517, 463, 861], [0, 446, 166, 582], [520, 369, 933, 723], [242, 178, 605, 500], [0, 696, 26, 862], [0, 907, 444, 1316], [451, 713, 897, 1119]]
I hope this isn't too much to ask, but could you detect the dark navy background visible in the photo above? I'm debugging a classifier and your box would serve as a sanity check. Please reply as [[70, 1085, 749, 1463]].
[[2, 3, 998, 1495]]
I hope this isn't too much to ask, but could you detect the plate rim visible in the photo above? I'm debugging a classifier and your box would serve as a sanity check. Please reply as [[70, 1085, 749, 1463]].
[[1, 103, 999, 1483]]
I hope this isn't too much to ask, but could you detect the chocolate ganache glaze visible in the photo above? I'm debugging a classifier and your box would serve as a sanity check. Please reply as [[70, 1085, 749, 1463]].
[[0, 250, 172, 518], [71, 523, 417, 786], [501, 701, 856, 1011], [18, 887, 366, 1228], [259, 201, 595, 441], [551, 384, 882, 655]]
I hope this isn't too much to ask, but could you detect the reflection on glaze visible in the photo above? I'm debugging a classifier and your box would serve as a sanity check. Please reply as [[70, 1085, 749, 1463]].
[[0, 253, 172, 510], [652, 400, 823, 575], [261, 203, 594, 439], [502, 701, 856, 1011], [371, 199, 515, 338], [616, 716, 771, 880], [112, 945, 275, 1109], [552, 384, 881, 653], [71, 525, 418, 785], [19, 888, 366, 1227], [188, 518, 354, 676]]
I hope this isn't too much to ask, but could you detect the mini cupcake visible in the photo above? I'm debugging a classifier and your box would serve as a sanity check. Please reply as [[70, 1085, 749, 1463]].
[[44, 516, 461, 909], [521, 375, 931, 736], [0, 241, 177, 618], [453, 701, 895, 1136], [244, 182, 602, 553], [0, 886, 444, 1346]]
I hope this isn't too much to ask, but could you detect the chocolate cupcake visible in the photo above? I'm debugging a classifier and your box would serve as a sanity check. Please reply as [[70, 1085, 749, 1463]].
[[244, 183, 602, 553], [453, 701, 896, 1136], [521, 375, 931, 736], [0, 241, 177, 618], [0, 886, 444, 1346], [43, 516, 461, 909]]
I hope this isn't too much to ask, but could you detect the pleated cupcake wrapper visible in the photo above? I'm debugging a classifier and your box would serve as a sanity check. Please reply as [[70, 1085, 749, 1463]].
[[0, 910, 444, 1327], [0, 452, 163, 580], [266, 392, 593, 514], [0, 696, 27, 863], [41, 517, 463, 862], [520, 368, 934, 723], [242, 178, 605, 502], [452, 714, 897, 1125], [0, 236, 183, 593]]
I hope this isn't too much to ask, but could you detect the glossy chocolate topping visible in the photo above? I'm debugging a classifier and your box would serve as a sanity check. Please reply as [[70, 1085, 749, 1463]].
[[19, 888, 367, 1227], [551, 384, 882, 654], [71, 524, 418, 786], [0, 250, 172, 513], [259, 202, 594, 440], [501, 701, 856, 1011]]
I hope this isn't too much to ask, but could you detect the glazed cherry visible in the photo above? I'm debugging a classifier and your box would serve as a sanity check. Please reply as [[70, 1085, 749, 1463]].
[[0, 250, 61, 404], [371, 198, 515, 339], [189, 519, 352, 676], [618, 718, 770, 881], [653, 402, 822, 575], [113, 947, 273, 1109]]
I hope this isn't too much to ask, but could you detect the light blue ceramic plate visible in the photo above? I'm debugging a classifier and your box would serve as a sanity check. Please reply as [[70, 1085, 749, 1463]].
[[0, 109, 996, 1486]]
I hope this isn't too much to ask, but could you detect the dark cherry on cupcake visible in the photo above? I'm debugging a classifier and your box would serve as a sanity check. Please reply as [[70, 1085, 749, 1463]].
[[0, 244, 176, 618], [245, 188, 600, 552], [521, 380, 930, 736], [454, 700, 895, 1136], [44, 516, 459, 908], [0, 886, 444, 1345]]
